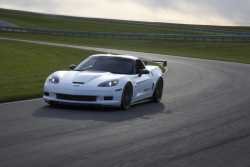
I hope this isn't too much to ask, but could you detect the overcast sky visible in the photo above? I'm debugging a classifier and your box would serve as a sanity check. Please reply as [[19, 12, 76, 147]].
[[1, 0, 250, 26]]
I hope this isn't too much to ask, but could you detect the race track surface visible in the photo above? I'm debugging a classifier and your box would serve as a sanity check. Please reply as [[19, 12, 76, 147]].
[[1, 38, 250, 167]]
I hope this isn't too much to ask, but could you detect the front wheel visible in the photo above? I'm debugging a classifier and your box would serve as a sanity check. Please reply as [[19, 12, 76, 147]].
[[152, 78, 164, 102], [120, 83, 133, 110]]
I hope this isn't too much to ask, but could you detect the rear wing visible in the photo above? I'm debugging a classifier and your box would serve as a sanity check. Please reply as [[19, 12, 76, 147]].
[[151, 60, 167, 67], [143, 59, 168, 74]]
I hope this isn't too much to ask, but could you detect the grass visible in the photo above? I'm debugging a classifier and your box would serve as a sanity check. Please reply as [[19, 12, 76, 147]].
[[1, 33, 250, 103], [1, 32, 250, 64], [0, 8, 198, 34], [2, 8, 249, 35], [0, 39, 99, 102]]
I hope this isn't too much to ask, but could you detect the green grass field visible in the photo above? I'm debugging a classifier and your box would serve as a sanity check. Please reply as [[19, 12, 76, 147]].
[[0, 39, 99, 102], [2, 35, 249, 102], [0, 8, 199, 34], [1, 32, 250, 64], [2, 8, 250, 34]]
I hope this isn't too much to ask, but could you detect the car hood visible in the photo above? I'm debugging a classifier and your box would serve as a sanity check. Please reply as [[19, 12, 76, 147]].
[[52, 70, 124, 86]]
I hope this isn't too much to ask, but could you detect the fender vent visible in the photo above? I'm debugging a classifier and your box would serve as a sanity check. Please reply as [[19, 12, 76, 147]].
[[104, 96, 113, 100]]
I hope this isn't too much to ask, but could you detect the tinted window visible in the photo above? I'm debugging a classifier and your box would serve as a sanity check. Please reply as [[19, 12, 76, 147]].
[[75, 56, 135, 74]]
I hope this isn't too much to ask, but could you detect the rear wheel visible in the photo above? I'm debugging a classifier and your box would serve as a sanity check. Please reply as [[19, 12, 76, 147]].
[[120, 83, 133, 110], [152, 78, 163, 102]]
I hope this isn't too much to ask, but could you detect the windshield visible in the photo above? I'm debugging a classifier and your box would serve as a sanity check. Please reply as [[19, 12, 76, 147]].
[[75, 56, 135, 74]]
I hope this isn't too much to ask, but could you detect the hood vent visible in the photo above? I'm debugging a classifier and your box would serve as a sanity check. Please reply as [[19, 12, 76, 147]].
[[72, 81, 85, 85]]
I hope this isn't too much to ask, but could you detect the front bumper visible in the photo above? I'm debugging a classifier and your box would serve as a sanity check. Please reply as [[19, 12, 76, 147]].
[[43, 89, 122, 107]]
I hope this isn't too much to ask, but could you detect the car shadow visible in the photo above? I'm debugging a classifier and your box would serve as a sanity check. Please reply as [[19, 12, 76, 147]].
[[33, 102, 170, 122]]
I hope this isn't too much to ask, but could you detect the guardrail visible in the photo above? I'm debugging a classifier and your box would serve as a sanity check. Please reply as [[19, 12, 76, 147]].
[[1, 26, 250, 42], [185, 27, 250, 36]]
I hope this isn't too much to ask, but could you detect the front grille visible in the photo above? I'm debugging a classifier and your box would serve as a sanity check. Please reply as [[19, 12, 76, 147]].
[[56, 93, 97, 101]]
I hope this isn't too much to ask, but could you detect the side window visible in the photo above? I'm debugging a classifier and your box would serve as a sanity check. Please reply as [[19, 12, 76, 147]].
[[136, 60, 145, 73]]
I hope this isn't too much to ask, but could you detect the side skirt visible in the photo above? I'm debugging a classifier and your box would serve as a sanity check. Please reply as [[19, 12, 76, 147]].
[[131, 97, 152, 106]]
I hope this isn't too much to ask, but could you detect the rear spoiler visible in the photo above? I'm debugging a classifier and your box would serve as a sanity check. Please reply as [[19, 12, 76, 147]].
[[143, 59, 168, 67], [151, 60, 167, 67], [143, 59, 168, 75]]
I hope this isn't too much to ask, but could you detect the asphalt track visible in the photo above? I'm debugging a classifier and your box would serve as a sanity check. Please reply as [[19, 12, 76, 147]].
[[1, 37, 250, 167]]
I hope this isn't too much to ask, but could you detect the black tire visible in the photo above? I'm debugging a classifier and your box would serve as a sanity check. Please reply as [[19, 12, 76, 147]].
[[152, 78, 164, 102], [120, 83, 133, 110]]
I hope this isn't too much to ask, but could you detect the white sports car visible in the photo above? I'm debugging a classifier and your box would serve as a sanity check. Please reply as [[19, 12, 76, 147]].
[[43, 54, 167, 110]]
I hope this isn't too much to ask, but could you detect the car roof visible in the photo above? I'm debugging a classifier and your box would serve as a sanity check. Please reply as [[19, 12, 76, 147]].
[[91, 54, 138, 60]]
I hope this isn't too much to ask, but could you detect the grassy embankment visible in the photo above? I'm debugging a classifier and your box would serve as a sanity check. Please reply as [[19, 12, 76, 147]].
[[0, 39, 99, 102], [0, 8, 216, 34], [1, 32, 250, 64], [1, 8, 250, 64]]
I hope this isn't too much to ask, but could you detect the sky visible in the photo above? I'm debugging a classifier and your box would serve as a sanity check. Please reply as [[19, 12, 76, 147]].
[[0, 0, 250, 26]]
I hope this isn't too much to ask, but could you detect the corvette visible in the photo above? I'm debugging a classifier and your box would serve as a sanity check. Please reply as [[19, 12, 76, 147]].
[[43, 54, 167, 110]]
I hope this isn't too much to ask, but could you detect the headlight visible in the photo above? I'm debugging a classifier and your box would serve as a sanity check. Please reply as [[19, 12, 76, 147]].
[[49, 75, 60, 84], [98, 80, 119, 87]]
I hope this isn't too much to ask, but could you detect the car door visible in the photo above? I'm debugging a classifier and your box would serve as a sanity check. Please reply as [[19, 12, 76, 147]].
[[133, 60, 154, 101]]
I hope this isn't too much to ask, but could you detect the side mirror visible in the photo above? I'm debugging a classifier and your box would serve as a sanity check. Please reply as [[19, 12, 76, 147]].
[[69, 64, 77, 70], [138, 69, 150, 77]]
